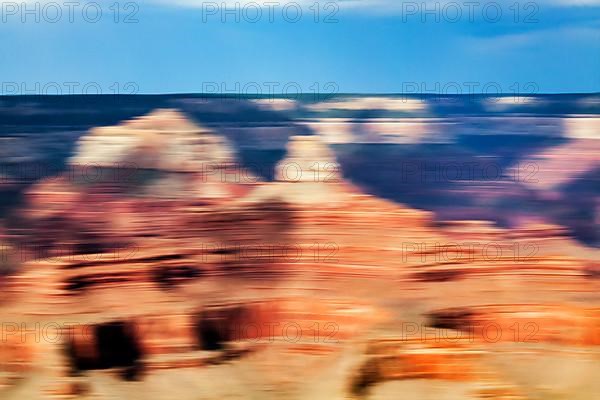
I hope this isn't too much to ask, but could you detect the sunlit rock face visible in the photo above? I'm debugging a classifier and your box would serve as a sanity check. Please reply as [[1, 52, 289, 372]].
[[306, 96, 427, 113], [275, 135, 341, 183], [304, 118, 451, 145], [519, 137, 600, 191], [69, 109, 255, 200], [71, 109, 235, 172], [243, 135, 348, 205]]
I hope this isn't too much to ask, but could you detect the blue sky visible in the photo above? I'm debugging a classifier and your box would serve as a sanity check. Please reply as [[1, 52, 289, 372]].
[[1, 0, 599, 94]]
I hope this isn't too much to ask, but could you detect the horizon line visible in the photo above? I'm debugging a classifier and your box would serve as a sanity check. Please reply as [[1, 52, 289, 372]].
[[1, 92, 599, 98]]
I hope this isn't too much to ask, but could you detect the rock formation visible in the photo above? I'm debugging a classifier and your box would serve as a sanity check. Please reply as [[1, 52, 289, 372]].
[[0, 109, 598, 400], [69, 108, 255, 200]]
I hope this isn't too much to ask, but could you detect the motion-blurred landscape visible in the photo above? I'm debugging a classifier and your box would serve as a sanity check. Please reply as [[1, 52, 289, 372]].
[[0, 94, 599, 399]]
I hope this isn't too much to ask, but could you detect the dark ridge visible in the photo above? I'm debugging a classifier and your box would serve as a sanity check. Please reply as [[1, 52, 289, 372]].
[[414, 269, 466, 282], [211, 247, 239, 255], [554, 167, 600, 247], [195, 316, 228, 351], [65, 253, 184, 270], [64, 275, 129, 292], [152, 265, 203, 289], [66, 320, 143, 380], [427, 308, 476, 331], [349, 358, 383, 397], [96, 321, 143, 379], [194, 306, 249, 351], [64, 275, 92, 291], [140, 254, 186, 263], [205, 348, 254, 365]]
